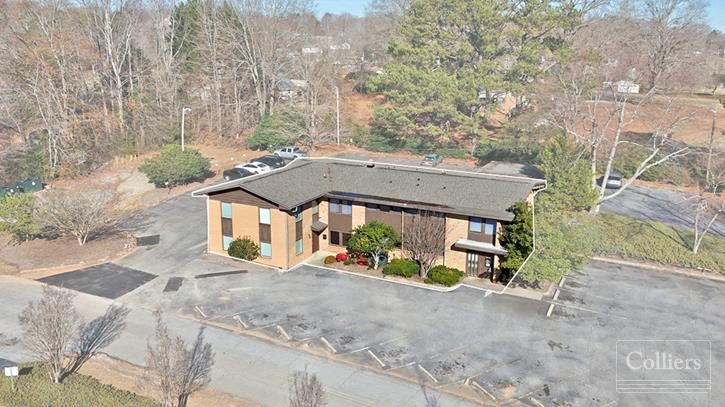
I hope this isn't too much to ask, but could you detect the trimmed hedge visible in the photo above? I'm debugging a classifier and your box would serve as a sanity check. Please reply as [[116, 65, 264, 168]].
[[227, 237, 259, 260], [425, 265, 464, 286], [383, 258, 420, 278]]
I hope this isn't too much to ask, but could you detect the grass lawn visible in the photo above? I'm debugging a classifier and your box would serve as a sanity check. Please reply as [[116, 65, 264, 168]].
[[522, 211, 724, 283], [0, 363, 159, 407]]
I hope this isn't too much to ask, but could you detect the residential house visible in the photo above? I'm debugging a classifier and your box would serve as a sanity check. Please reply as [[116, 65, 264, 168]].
[[192, 158, 545, 278]]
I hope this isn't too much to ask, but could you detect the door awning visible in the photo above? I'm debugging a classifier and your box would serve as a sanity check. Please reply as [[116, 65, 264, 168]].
[[453, 239, 508, 256], [310, 220, 328, 233]]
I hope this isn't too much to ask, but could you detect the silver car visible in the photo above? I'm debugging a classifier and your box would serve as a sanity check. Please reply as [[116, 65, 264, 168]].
[[273, 146, 309, 159]]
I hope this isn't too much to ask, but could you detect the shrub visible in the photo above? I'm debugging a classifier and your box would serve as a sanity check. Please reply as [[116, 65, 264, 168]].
[[247, 110, 304, 151], [0, 193, 40, 242], [139, 144, 210, 188], [324, 255, 336, 265], [425, 265, 464, 286], [343, 257, 355, 265], [227, 237, 259, 260], [382, 259, 420, 278], [347, 221, 399, 269], [335, 253, 348, 262], [356, 256, 368, 266], [473, 136, 542, 165]]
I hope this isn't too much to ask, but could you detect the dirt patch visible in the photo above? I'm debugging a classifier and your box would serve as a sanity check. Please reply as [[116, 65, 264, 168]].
[[0, 232, 134, 274], [80, 353, 257, 407]]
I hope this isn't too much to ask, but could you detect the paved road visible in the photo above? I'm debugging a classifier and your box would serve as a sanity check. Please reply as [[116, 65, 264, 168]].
[[599, 185, 725, 237], [0, 276, 478, 407]]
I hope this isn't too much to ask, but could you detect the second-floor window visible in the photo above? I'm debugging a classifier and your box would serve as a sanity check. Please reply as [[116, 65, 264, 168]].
[[330, 199, 352, 215], [469, 217, 483, 233]]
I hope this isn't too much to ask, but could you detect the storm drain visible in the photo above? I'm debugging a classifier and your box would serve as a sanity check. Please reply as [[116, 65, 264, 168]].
[[136, 234, 160, 246], [195, 270, 248, 279], [163, 277, 184, 292]]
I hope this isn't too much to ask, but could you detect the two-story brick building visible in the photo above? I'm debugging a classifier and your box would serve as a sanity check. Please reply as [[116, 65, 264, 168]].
[[192, 158, 545, 278]]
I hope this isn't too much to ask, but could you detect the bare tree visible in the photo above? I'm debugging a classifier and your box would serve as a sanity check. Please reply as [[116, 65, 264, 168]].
[[289, 367, 326, 407], [18, 286, 79, 383], [145, 312, 215, 407], [403, 211, 446, 278], [67, 304, 130, 376], [37, 189, 117, 245]]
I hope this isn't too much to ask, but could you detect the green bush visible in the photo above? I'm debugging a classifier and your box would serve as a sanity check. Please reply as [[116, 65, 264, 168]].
[[0, 193, 40, 242], [139, 144, 210, 188], [0, 363, 159, 406], [227, 237, 259, 260], [425, 265, 464, 286], [343, 257, 356, 265], [382, 258, 420, 278], [324, 255, 336, 265], [499, 202, 533, 275], [347, 221, 399, 269], [247, 110, 304, 151], [473, 136, 542, 165]]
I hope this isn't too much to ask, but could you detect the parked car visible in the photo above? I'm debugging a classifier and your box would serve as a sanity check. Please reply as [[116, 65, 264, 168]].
[[234, 162, 271, 174], [252, 155, 287, 169], [223, 167, 255, 181], [605, 172, 623, 189], [420, 154, 443, 167], [273, 146, 309, 159]]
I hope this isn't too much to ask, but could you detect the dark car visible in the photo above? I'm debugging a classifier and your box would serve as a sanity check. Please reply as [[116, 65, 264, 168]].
[[420, 154, 443, 167], [252, 155, 287, 169], [222, 167, 254, 181]]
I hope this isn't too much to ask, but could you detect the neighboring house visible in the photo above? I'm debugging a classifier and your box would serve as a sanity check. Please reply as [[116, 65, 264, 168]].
[[192, 158, 545, 278], [602, 80, 640, 94], [276, 79, 308, 101]]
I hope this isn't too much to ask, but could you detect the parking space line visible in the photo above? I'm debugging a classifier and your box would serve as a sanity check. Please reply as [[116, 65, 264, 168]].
[[417, 364, 438, 383], [347, 346, 370, 354], [193, 306, 207, 319], [232, 315, 248, 328], [367, 350, 386, 368], [277, 325, 291, 341], [320, 336, 337, 353], [559, 276, 566, 288], [387, 361, 417, 371], [467, 379, 496, 401], [377, 335, 407, 346]]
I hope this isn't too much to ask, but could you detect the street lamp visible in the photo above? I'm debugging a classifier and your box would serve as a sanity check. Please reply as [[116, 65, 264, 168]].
[[181, 107, 191, 151]]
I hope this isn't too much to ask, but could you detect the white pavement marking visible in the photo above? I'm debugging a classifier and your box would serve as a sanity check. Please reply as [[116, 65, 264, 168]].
[[348, 346, 370, 354], [377, 335, 407, 346], [232, 315, 248, 329], [388, 361, 417, 371], [553, 288, 561, 301], [320, 336, 337, 353], [559, 276, 566, 287], [326, 389, 377, 407], [529, 396, 545, 407], [276, 325, 291, 341], [417, 364, 438, 383], [468, 379, 496, 401], [194, 306, 207, 319], [226, 287, 256, 292], [367, 349, 386, 368], [546, 303, 555, 317]]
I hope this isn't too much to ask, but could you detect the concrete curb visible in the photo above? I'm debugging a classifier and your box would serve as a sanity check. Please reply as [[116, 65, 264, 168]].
[[591, 256, 725, 283], [296, 263, 461, 293]]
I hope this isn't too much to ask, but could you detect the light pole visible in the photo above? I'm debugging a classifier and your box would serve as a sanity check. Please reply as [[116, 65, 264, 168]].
[[334, 85, 340, 145], [181, 107, 191, 151]]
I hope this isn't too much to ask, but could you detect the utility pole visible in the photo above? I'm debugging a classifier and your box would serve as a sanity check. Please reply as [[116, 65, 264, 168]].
[[335, 85, 340, 145], [181, 107, 191, 151]]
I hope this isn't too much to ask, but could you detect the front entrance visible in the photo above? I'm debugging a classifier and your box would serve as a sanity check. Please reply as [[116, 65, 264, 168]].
[[466, 252, 493, 278], [312, 231, 320, 253]]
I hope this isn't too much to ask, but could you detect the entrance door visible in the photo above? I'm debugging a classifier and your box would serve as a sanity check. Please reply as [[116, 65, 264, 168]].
[[466, 252, 492, 278], [312, 231, 320, 253]]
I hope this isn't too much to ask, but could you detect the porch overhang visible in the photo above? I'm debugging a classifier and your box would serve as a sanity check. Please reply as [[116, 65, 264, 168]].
[[453, 239, 508, 256], [310, 220, 328, 233]]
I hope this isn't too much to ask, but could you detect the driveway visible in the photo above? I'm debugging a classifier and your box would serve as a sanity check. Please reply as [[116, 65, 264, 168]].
[[121, 258, 725, 407]]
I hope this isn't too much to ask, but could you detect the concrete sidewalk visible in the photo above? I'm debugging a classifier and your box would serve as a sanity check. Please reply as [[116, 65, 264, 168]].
[[0, 276, 481, 407]]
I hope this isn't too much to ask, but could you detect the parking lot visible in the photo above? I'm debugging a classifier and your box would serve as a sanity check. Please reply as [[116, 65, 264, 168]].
[[117, 254, 724, 406]]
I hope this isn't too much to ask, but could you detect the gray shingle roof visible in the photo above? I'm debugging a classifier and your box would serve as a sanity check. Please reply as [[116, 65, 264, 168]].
[[193, 158, 545, 221]]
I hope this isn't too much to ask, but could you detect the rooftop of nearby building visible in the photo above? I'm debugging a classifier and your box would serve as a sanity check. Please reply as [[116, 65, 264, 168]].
[[193, 158, 546, 221]]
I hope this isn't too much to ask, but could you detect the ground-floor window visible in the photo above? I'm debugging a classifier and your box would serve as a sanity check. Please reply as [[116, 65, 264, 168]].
[[329, 230, 351, 247], [260, 242, 272, 257], [295, 239, 303, 255], [222, 235, 233, 250]]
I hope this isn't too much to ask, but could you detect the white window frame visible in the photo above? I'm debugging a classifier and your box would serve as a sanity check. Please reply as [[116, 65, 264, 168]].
[[259, 208, 271, 225], [469, 217, 483, 233]]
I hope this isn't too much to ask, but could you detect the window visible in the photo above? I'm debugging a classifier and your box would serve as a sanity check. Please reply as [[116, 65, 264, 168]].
[[330, 199, 340, 213], [311, 204, 319, 215], [342, 232, 351, 246], [295, 239, 303, 255], [469, 217, 483, 233], [342, 201, 352, 215], [260, 242, 272, 257], [366, 203, 378, 211], [259, 208, 271, 224], [330, 231, 340, 245], [223, 236, 233, 251], [295, 212, 303, 255], [484, 219, 496, 235], [294, 207, 302, 222], [221, 202, 232, 218], [380, 205, 390, 212]]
